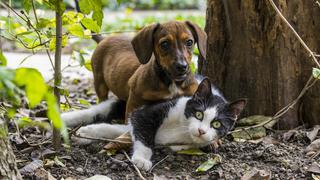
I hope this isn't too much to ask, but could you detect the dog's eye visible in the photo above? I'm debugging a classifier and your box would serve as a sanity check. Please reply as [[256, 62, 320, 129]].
[[211, 121, 221, 129], [186, 39, 193, 47], [195, 111, 203, 120], [160, 41, 169, 50]]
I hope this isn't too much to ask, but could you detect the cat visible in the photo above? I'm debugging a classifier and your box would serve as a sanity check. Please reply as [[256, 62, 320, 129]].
[[71, 77, 246, 171]]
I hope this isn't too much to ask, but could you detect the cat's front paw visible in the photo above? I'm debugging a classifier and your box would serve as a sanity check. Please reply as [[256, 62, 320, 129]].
[[72, 126, 95, 145], [131, 156, 152, 171]]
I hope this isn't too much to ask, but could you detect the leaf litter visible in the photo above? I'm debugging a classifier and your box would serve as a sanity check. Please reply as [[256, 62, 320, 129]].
[[9, 75, 320, 179]]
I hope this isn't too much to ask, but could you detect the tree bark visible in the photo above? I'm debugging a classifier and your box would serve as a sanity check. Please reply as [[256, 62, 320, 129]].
[[53, 0, 63, 150], [0, 118, 22, 180], [201, 0, 320, 129]]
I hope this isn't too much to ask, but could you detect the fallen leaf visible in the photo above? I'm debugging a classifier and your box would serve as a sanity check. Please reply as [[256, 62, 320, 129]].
[[312, 174, 320, 180], [177, 148, 206, 156], [237, 115, 275, 128], [19, 159, 43, 174], [282, 129, 298, 141], [306, 139, 320, 153], [44, 159, 55, 168], [41, 149, 56, 158], [196, 155, 221, 172], [84, 175, 112, 180], [307, 125, 320, 142], [153, 174, 167, 180], [249, 137, 279, 145], [307, 162, 320, 174], [54, 156, 66, 167], [104, 132, 132, 151], [232, 127, 266, 140], [47, 171, 57, 180], [241, 168, 271, 180]]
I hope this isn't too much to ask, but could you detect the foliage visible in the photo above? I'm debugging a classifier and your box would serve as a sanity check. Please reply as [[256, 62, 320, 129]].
[[0, 66, 68, 142]]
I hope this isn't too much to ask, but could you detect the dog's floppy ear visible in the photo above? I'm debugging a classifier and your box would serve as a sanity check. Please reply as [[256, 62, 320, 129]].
[[185, 21, 207, 60], [131, 23, 160, 64]]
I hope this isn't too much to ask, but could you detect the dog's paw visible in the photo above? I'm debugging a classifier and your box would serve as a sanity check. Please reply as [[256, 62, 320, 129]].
[[131, 156, 152, 171], [72, 127, 95, 145]]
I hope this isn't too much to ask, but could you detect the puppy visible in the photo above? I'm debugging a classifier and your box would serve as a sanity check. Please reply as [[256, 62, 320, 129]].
[[91, 21, 207, 122]]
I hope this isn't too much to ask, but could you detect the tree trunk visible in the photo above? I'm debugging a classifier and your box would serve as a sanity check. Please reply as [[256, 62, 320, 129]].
[[53, 0, 63, 150], [200, 0, 320, 129], [0, 118, 22, 180]]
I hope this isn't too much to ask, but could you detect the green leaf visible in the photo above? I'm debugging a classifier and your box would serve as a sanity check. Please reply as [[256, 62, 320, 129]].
[[79, 98, 91, 107], [0, 50, 7, 66], [17, 117, 51, 130], [14, 68, 47, 108], [23, 0, 31, 14], [49, 35, 68, 51], [177, 148, 206, 156], [81, 18, 100, 33], [196, 155, 221, 172], [46, 93, 69, 143], [313, 68, 320, 79], [68, 24, 84, 37], [36, 18, 54, 29], [79, 0, 103, 26], [47, 0, 66, 15], [84, 60, 92, 71]]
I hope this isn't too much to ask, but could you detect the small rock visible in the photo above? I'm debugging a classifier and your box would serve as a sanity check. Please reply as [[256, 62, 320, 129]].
[[84, 175, 111, 180], [76, 167, 84, 173]]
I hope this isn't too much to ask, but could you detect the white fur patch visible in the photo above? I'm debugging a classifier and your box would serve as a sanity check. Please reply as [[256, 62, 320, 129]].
[[166, 82, 182, 99], [73, 124, 129, 145], [155, 97, 193, 145], [61, 98, 117, 127], [131, 141, 153, 171]]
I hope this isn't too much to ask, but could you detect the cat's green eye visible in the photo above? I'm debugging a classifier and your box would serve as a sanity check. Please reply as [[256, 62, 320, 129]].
[[212, 121, 221, 129], [195, 111, 203, 120]]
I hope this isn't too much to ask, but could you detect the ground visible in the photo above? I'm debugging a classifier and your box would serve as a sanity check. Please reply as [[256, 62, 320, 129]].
[[9, 75, 319, 180]]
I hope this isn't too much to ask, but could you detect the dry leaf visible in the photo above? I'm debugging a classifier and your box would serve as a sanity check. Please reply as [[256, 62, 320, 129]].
[[104, 132, 132, 151], [282, 130, 298, 141], [196, 155, 221, 172], [306, 139, 320, 153], [307, 162, 320, 174], [177, 148, 206, 156], [19, 159, 43, 174], [307, 125, 320, 142], [241, 168, 271, 180], [312, 174, 320, 180]]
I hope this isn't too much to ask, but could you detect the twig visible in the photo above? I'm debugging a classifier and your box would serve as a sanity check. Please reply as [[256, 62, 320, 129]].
[[72, 133, 132, 144], [268, 0, 320, 68], [149, 155, 169, 172], [122, 150, 146, 180]]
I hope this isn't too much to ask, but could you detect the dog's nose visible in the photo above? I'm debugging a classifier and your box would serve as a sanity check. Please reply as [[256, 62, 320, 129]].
[[174, 61, 188, 73], [198, 128, 206, 136]]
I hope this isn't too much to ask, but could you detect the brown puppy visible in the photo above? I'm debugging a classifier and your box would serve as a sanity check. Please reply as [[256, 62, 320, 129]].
[[91, 21, 207, 122]]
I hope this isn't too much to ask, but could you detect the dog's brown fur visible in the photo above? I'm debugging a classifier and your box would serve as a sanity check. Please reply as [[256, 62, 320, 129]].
[[91, 21, 207, 122]]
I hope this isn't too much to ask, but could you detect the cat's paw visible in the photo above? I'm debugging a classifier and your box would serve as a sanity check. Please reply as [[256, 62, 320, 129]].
[[72, 126, 95, 145], [131, 156, 152, 171]]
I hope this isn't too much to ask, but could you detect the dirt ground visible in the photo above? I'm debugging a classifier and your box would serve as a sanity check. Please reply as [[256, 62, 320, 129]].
[[9, 74, 320, 180]]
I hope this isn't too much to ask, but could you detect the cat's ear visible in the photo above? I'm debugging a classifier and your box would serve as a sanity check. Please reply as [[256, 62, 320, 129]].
[[229, 99, 247, 119], [194, 78, 212, 99]]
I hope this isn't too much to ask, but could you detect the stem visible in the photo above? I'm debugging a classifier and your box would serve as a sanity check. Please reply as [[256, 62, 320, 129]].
[[52, 0, 63, 150]]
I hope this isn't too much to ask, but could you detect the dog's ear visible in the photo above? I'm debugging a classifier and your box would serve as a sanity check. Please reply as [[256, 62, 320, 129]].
[[131, 23, 160, 64], [185, 21, 207, 60]]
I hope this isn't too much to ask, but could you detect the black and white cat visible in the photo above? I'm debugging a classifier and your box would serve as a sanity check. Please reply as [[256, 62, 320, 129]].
[[66, 78, 246, 171]]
